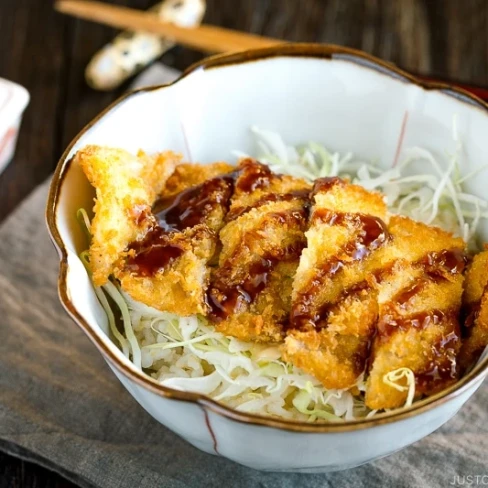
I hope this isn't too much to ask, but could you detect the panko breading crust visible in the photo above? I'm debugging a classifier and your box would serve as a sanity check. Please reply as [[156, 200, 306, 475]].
[[284, 177, 389, 389], [284, 178, 467, 408], [117, 225, 216, 316], [161, 162, 235, 199], [208, 159, 311, 342], [75, 145, 181, 286], [365, 216, 466, 409], [459, 249, 488, 371], [79, 146, 232, 315]]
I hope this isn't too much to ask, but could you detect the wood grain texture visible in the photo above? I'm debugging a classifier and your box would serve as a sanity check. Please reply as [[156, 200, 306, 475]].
[[0, 451, 74, 488], [1, 0, 488, 486]]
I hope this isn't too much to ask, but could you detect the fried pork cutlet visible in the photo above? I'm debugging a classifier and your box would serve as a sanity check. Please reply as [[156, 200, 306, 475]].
[[283, 177, 389, 389], [75, 145, 181, 286], [365, 216, 466, 409], [458, 249, 488, 371], [78, 146, 234, 316], [206, 159, 311, 343], [158, 161, 235, 201], [117, 163, 237, 316]]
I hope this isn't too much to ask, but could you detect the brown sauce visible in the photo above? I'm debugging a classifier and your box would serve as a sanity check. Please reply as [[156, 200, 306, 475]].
[[391, 279, 428, 308], [415, 331, 459, 390], [236, 159, 273, 193], [377, 309, 452, 339], [386, 251, 465, 310], [126, 226, 185, 277], [290, 211, 389, 330], [462, 277, 488, 332], [128, 170, 240, 277], [290, 248, 463, 332], [312, 210, 389, 258], [207, 226, 306, 321], [415, 362, 457, 391], [126, 171, 235, 278], [463, 301, 481, 331], [226, 189, 310, 222], [311, 176, 344, 195], [130, 204, 151, 226], [153, 173, 237, 231], [296, 280, 371, 331], [352, 339, 376, 376], [207, 257, 275, 320], [437, 329, 461, 350], [268, 209, 308, 227], [421, 249, 466, 279]]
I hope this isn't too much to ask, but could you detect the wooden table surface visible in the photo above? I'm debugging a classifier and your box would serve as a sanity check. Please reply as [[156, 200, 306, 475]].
[[1, 0, 487, 486]]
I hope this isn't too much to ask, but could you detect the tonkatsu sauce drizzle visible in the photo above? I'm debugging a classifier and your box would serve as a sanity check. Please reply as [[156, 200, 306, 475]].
[[235, 159, 273, 192], [226, 189, 310, 222], [374, 248, 465, 339], [311, 176, 344, 195], [377, 309, 447, 338], [421, 249, 466, 279], [154, 173, 237, 231], [207, 211, 307, 321], [126, 159, 299, 278], [127, 171, 238, 276], [414, 330, 460, 389], [126, 226, 185, 277], [290, 211, 389, 330]]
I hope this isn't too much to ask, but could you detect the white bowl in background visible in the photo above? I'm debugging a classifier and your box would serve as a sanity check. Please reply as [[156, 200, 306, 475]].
[[47, 44, 488, 473], [0, 78, 29, 173]]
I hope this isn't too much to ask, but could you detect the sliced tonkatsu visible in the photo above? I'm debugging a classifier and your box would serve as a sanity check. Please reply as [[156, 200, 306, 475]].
[[79, 146, 235, 316], [283, 177, 467, 404], [284, 177, 389, 389], [75, 145, 181, 287], [458, 249, 488, 371], [119, 162, 238, 316], [365, 216, 466, 409], [206, 159, 311, 342]]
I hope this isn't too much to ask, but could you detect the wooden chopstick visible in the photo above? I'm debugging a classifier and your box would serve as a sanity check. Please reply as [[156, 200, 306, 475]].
[[55, 1, 488, 102], [55, 0, 284, 54]]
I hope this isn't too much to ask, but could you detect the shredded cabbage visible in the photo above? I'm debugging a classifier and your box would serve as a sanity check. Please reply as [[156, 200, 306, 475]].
[[115, 283, 362, 422], [248, 125, 488, 250], [383, 368, 416, 407], [78, 126, 488, 422]]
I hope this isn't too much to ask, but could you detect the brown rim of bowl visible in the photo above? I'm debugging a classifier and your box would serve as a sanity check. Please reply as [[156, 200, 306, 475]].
[[46, 43, 488, 433]]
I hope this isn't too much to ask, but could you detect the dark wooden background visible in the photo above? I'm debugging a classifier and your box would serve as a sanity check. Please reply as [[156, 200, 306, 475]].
[[1, 0, 487, 486]]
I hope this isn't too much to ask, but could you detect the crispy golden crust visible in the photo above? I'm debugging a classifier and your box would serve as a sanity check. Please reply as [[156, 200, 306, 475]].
[[208, 160, 311, 343], [459, 249, 488, 371], [161, 162, 235, 198], [116, 226, 215, 316], [365, 216, 466, 410], [117, 165, 235, 315], [284, 178, 388, 389], [228, 159, 310, 215], [77, 147, 233, 316], [212, 204, 305, 342], [285, 289, 378, 388], [75, 146, 181, 286]]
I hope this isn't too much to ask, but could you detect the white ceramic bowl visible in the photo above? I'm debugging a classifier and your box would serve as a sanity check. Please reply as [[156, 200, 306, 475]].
[[47, 44, 488, 473]]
